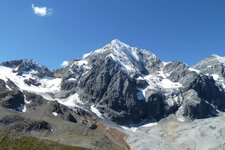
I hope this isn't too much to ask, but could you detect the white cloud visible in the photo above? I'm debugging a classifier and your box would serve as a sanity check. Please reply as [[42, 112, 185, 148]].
[[32, 4, 53, 17]]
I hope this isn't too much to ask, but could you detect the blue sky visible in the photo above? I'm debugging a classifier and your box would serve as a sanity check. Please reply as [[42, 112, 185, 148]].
[[0, 0, 225, 68]]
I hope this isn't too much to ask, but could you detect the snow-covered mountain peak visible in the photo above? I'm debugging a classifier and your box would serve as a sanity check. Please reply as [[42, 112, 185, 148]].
[[1, 59, 53, 78], [193, 54, 225, 89], [211, 54, 225, 64], [101, 40, 160, 75], [66, 40, 163, 78], [193, 54, 225, 68], [84, 39, 139, 59], [1, 59, 35, 68], [83, 39, 158, 62], [110, 39, 130, 48]]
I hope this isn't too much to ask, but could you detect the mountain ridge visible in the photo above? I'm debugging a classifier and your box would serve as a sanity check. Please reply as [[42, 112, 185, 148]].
[[0, 39, 225, 149], [0, 39, 225, 124]]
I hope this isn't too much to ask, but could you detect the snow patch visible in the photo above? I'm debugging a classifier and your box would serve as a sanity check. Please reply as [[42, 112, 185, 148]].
[[141, 122, 158, 127], [6, 85, 12, 91], [177, 115, 186, 122], [137, 88, 145, 100], [17, 104, 26, 112], [143, 75, 159, 89], [188, 68, 201, 73], [61, 61, 69, 67], [83, 52, 92, 58], [91, 105, 103, 119], [222, 83, 225, 89], [131, 48, 140, 60], [160, 79, 182, 89], [76, 60, 88, 66], [138, 74, 182, 99], [212, 74, 220, 80], [162, 61, 171, 66], [68, 78, 76, 81], [52, 112, 58, 116], [58, 93, 82, 107], [121, 122, 157, 132], [157, 70, 167, 78], [121, 126, 138, 132], [24, 95, 32, 104]]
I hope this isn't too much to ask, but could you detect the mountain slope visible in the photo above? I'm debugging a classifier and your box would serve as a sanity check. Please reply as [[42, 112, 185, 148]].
[[0, 131, 89, 150]]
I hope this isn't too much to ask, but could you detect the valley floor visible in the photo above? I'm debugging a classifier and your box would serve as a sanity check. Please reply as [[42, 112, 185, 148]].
[[119, 113, 225, 150]]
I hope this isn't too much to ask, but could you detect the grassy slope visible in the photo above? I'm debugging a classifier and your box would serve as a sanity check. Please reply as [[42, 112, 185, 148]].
[[0, 131, 90, 150]]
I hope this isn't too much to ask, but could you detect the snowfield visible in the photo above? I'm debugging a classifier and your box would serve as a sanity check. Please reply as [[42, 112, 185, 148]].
[[0, 66, 83, 109], [0, 66, 61, 93]]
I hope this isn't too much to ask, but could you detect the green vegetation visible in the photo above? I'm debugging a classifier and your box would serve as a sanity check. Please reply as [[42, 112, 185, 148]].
[[0, 131, 90, 150]]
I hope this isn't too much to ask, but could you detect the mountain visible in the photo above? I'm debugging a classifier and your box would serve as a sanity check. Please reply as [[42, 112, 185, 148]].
[[57, 39, 225, 124], [0, 39, 225, 150], [193, 54, 225, 89]]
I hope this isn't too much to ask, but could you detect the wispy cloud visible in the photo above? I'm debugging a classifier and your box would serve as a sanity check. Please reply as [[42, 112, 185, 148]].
[[32, 4, 53, 17]]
